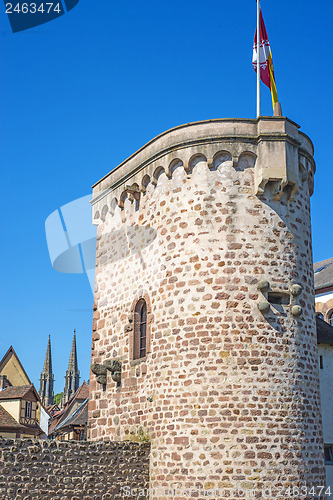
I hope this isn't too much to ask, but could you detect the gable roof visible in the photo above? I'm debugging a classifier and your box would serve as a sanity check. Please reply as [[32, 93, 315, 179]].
[[0, 404, 22, 429], [314, 258, 333, 293], [0, 385, 38, 400], [73, 380, 89, 401], [49, 381, 89, 436], [316, 316, 333, 346], [56, 398, 88, 431], [47, 404, 60, 413], [0, 346, 31, 386], [61, 380, 89, 412]]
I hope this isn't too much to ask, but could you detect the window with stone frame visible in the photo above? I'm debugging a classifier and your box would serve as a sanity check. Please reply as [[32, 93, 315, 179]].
[[133, 299, 147, 360], [128, 293, 152, 363]]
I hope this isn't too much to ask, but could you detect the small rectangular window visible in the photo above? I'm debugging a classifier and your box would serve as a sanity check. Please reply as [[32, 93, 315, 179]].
[[325, 445, 333, 465], [320, 355, 324, 370]]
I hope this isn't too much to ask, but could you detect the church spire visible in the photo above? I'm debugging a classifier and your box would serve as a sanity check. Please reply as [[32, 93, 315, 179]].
[[39, 335, 54, 407], [62, 329, 80, 405], [68, 329, 79, 374], [43, 334, 53, 373]]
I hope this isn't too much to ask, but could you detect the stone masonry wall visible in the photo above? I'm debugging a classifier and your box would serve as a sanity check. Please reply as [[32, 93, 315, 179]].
[[89, 119, 325, 499], [0, 438, 150, 499]]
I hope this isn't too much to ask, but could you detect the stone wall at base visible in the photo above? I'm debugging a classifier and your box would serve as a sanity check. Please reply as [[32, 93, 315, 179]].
[[0, 438, 150, 499]]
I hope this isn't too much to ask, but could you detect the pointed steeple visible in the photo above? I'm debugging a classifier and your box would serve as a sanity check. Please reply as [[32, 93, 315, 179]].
[[39, 335, 54, 407], [68, 329, 79, 374], [62, 329, 80, 406], [43, 334, 53, 373]]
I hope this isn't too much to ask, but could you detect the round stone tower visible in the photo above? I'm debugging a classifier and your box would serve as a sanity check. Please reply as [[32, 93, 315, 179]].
[[89, 118, 325, 498]]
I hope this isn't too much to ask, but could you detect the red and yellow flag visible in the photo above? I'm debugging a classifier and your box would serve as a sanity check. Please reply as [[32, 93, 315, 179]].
[[252, 8, 278, 108]]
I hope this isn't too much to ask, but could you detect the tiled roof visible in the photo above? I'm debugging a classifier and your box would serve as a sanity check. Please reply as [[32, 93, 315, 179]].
[[0, 385, 32, 400], [48, 412, 64, 435], [0, 404, 22, 429], [316, 316, 333, 346], [49, 381, 89, 436], [73, 380, 89, 401], [314, 258, 333, 291], [46, 404, 60, 415], [56, 398, 88, 430]]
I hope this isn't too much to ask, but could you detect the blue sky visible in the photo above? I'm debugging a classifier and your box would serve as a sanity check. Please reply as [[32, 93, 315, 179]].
[[0, 0, 332, 394]]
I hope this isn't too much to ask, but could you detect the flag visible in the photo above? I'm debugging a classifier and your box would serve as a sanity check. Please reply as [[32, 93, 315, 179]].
[[252, 8, 278, 108]]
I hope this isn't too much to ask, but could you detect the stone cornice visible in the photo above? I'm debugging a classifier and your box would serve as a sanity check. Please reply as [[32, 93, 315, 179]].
[[91, 117, 315, 208]]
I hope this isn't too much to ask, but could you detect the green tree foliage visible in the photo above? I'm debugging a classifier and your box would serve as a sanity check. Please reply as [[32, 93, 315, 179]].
[[53, 393, 63, 405]]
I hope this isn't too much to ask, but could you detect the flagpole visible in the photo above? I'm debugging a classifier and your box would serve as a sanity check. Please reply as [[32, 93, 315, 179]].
[[256, 0, 261, 118]]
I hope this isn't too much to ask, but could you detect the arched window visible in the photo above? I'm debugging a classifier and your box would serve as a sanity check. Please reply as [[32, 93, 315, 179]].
[[329, 312, 333, 327], [134, 299, 147, 359], [129, 293, 151, 363]]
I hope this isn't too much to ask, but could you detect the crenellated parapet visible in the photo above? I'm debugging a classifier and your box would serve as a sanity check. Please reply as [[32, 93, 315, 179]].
[[91, 117, 315, 223]]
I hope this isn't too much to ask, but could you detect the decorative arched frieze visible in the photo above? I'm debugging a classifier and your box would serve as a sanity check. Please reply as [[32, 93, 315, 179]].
[[91, 124, 315, 223], [237, 151, 257, 171], [110, 197, 118, 216], [152, 166, 166, 186], [167, 158, 184, 178], [212, 151, 232, 171], [141, 174, 151, 193], [118, 184, 141, 211], [118, 191, 128, 210], [188, 153, 207, 173], [101, 205, 109, 222]]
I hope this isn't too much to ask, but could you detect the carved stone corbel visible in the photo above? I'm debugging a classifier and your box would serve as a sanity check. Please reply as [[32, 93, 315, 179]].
[[105, 360, 122, 384], [91, 363, 107, 385], [91, 359, 122, 385]]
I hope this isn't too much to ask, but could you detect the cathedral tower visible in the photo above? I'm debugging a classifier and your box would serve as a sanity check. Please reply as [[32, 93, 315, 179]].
[[89, 118, 325, 497], [39, 335, 54, 407], [62, 329, 80, 405]]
